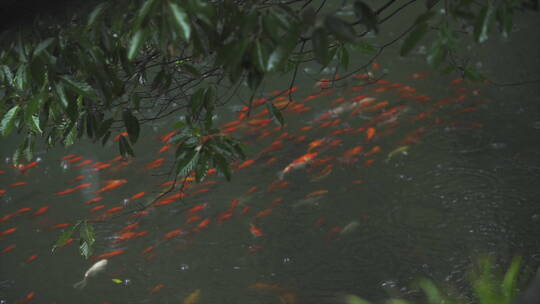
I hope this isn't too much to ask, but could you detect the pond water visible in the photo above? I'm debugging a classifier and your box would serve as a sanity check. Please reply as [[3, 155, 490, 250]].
[[0, 4, 539, 304]]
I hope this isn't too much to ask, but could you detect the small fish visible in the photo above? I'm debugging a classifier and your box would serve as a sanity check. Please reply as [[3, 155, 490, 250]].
[[0, 244, 16, 255], [85, 197, 103, 205], [196, 218, 211, 230], [31, 206, 50, 217], [365, 127, 376, 141], [250, 224, 264, 237], [186, 215, 202, 224], [93, 250, 125, 260], [18, 160, 41, 173], [145, 158, 165, 170], [183, 289, 201, 304], [254, 209, 273, 219], [216, 211, 233, 222], [96, 179, 127, 194], [73, 259, 108, 289], [278, 152, 318, 179], [340, 221, 360, 235], [10, 181, 28, 188], [163, 229, 185, 240], [186, 203, 207, 214], [49, 223, 70, 229], [18, 291, 36, 304], [305, 190, 329, 198], [150, 284, 166, 295], [25, 254, 39, 263], [90, 205, 106, 212]]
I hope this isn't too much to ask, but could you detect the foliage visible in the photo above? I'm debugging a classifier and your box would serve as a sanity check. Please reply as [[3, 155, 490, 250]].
[[0, 0, 534, 259], [344, 256, 528, 304], [0, 0, 531, 180]]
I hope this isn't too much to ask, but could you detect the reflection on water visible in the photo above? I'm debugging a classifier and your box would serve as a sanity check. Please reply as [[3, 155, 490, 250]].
[[1, 19, 539, 304]]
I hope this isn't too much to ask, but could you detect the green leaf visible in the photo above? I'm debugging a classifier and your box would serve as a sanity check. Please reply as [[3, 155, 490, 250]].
[[33, 38, 55, 57], [1, 105, 21, 137], [253, 40, 271, 72], [312, 28, 330, 66], [474, 4, 494, 43], [400, 23, 429, 56], [344, 295, 372, 304], [87, 3, 109, 28], [127, 28, 146, 61], [64, 124, 77, 147], [417, 279, 442, 304], [501, 257, 521, 301], [267, 30, 299, 72], [61, 76, 96, 98], [52, 221, 81, 252], [214, 154, 231, 181], [112, 278, 123, 284], [168, 2, 191, 41], [28, 115, 42, 135], [353, 1, 378, 33], [350, 40, 377, 53], [119, 134, 135, 157], [267, 102, 284, 126], [463, 66, 485, 82], [80, 221, 95, 247], [427, 44, 445, 68], [325, 15, 357, 42], [339, 45, 350, 69], [15, 64, 28, 91], [176, 149, 200, 178], [134, 0, 159, 29], [79, 240, 92, 259], [122, 109, 140, 144]]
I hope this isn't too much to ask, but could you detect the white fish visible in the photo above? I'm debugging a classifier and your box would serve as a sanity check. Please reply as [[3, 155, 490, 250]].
[[73, 259, 108, 289]]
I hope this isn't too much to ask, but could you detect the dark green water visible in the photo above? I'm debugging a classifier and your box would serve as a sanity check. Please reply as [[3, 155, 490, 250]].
[[1, 4, 539, 304]]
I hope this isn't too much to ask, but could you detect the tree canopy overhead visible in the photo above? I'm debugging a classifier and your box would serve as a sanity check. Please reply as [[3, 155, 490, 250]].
[[0, 0, 536, 183]]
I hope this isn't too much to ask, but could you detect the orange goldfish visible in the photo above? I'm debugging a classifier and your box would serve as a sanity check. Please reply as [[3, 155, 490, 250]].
[[278, 152, 318, 179], [250, 224, 264, 237], [94, 249, 125, 260], [96, 179, 127, 194]]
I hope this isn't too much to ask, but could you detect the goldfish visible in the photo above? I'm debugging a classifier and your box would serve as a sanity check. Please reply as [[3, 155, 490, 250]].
[[163, 229, 185, 240], [1, 227, 16, 236], [410, 72, 428, 79], [0, 189, 5, 196], [237, 159, 255, 170], [31, 206, 50, 216], [305, 190, 329, 198], [196, 218, 211, 230], [25, 254, 39, 263], [74, 159, 93, 167], [96, 179, 127, 194], [364, 146, 381, 156], [90, 205, 105, 212], [10, 181, 28, 187], [61, 154, 77, 160], [363, 159, 375, 167], [254, 208, 273, 219], [93, 249, 125, 260], [18, 291, 35, 304], [183, 289, 201, 304], [92, 162, 112, 171], [186, 203, 207, 214], [18, 160, 40, 173], [145, 158, 165, 170], [68, 156, 83, 163], [113, 132, 129, 141], [154, 199, 175, 207], [366, 127, 376, 141], [158, 144, 172, 154], [119, 222, 140, 233], [250, 224, 264, 237], [49, 223, 70, 229], [216, 211, 233, 222], [105, 206, 124, 214], [15, 207, 31, 215], [69, 175, 85, 183], [307, 139, 326, 153], [186, 215, 202, 224], [142, 246, 155, 255], [0, 244, 16, 255], [85, 197, 103, 205], [278, 152, 318, 179], [73, 259, 108, 289]]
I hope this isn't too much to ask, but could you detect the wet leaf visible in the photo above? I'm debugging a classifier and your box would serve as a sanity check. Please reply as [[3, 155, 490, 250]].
[[353, 1, 378, 33], [87, 2, 109, 28], [344, 295, 371, 304], [474, 4, 494, 43], [312, 28, 330, 66], [325, 15, 357, 42], [267, 30, 299, 72], [176, 149, 200, 178], [134, 0, 158, 29], [112, 278, 123, 284], [122, 109, 140, 144], [501, 257, 521, 300], [127, 29, 146, 61], [79, 240, 92, 259], [400, 23, 429, 56], [350, 40, 377, 53], [0, 105, 21, 137], [33, 38, 55, 57], [267, 102, 284, 126], [52, 221, 81, 253], [168, 2, 191, 41], [61, 75, 96, 98], [80, 221, 95, 248], [463, 66, 485, 82]]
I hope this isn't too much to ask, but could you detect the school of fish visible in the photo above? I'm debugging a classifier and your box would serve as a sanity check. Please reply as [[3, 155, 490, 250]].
[[0, 64, 488, 303]]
